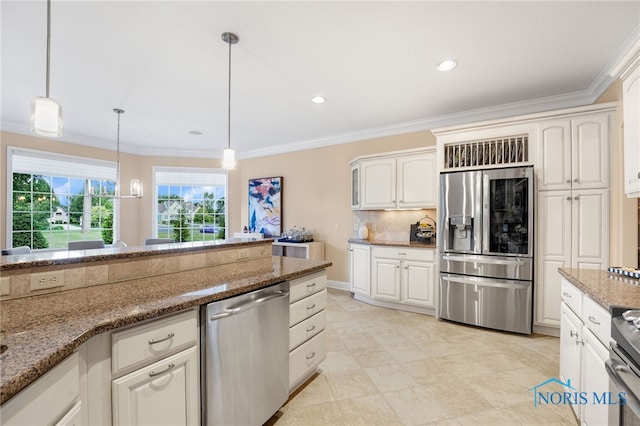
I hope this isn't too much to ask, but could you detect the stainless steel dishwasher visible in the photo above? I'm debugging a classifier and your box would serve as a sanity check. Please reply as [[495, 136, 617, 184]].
[[201, 282, 290, 426]]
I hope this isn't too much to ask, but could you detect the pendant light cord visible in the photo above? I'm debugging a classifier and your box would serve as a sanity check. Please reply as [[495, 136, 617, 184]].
[[227, 37, 232, 150], [45, 0, 52, 98]]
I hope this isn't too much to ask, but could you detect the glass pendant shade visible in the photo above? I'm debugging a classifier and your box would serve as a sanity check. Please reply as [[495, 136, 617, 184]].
[[31, 96, 62, 137], [222, 148, 236, 170]]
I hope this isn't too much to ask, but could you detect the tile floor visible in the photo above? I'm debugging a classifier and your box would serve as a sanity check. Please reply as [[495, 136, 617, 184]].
[[273, 288, 577, 425]]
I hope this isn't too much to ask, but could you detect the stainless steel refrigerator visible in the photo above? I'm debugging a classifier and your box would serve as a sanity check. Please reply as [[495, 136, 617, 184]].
[[438, 166, 534, 334]]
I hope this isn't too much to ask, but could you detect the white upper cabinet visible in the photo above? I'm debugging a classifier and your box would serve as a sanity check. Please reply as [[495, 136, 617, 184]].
[[361, 158, 397, 209], [537, 112, 610, 191], [351, 148, 437, 210], [623, 63, 640, 197], [397, 154, 437, 208]]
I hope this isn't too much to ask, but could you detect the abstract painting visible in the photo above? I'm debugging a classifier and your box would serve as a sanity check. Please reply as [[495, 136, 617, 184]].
[[248, 176, 282, 237]]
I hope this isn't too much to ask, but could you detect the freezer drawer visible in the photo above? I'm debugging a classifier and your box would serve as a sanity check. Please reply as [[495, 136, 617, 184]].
[[438, 273, 532, 334]]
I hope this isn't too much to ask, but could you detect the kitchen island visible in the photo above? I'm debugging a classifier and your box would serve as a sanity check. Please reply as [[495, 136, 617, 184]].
[[558, 267, 640, 310], [0, 247, 331, 406]]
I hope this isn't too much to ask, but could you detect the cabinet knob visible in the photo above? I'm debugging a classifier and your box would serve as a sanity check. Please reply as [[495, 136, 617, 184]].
[[566, 179, 571, 184], [566, 196, 572, 201], [588, 315, 600, 325], [570, 330, 578, 338], [563, 292, 572, 298], [148, 332, 175, 345], [574, 178, 579, 183], [576, 339, 585, 346], [637, 171, 640, 179], [574, 196, 579, 200]]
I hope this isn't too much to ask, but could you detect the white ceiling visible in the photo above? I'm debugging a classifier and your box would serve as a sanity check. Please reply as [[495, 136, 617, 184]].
[[2, 1, 639, 160]]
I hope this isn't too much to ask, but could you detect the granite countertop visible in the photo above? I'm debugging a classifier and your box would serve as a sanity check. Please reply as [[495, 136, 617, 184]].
[[558, 268, 640, 311], [1, 238, 271, 271], [348, 238, 437, 249], [0, 256, 331, 404]]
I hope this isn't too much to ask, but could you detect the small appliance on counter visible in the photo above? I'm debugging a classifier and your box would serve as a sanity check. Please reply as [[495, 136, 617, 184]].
[[410, 215, 436, 243]]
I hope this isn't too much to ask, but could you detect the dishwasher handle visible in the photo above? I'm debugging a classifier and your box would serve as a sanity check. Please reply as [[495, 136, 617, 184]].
[[209, 290, 289, 321]]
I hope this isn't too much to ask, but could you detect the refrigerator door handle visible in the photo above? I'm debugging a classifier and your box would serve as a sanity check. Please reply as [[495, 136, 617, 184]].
[[482, 172, 490, 253]]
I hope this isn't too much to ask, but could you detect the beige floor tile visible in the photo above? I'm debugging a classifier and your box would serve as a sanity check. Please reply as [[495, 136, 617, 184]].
[[383, 385, 457, 425], [336, 394, 404, 425], [364, 363, 418, 393], [324, 368, 379, 401], [276, 289, 575, 426]]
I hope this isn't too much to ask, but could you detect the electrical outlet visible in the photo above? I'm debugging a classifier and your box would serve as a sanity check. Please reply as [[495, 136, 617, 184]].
[[30, 271, 65, 291], [335, 223, 340, 231], [0, 276, 10, 296], [371, 224, 377, 232], [237, 249, 249, 260]]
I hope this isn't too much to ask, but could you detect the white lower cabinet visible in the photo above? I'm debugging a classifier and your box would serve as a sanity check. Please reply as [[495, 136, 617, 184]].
[[1, 352, 82, 426], [349, 243, 371, 296], [558, 277, 611, 425], [288, 271, 328, 392], [372, 246, 435, 309], [111, 309, 200, 426], [112, 346, 199, 426]]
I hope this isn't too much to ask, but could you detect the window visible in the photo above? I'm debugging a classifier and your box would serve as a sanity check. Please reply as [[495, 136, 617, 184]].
[[154, 167, 227, 242], [7, 147, 117, 250]]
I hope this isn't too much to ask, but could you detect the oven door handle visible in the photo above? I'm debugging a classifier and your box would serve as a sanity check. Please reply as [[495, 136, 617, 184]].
[[605, 358, 640, 415]]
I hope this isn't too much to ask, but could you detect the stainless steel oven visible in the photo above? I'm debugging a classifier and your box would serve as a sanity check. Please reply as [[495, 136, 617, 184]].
[[608, 307, 640, 425]]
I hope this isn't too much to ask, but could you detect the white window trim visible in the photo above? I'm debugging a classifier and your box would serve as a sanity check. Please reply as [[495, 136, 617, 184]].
[[152, 166, 228, 239], [6, 146, 118, 249]]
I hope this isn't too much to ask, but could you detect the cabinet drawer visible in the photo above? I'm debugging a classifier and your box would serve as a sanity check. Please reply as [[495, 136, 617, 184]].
[[583, 296, 611, 346], [372, 246, 434, 262], [561, 279, 583, 316], [112, 309, 198, 375], [289, 330, 326, 389], [289, 310, 327, 351], [2, 352, 79, 426], [289, 271, 327, 303], [289, 289, 327, 326]]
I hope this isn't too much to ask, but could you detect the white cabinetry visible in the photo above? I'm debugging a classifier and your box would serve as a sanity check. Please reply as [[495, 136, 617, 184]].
[[288, 270, 328, 392], [349, 243, 371, 296], [351, 148, 437, 210], [623, 63, 640, 197], [111, 309, 199, 426], [371, 246, 436, 309], [1, 352, 82, 426], [535, 110, 611, 331], [536, 189, 609, 328], [559, 277, 611, 425], [537, 114, 610, 191]]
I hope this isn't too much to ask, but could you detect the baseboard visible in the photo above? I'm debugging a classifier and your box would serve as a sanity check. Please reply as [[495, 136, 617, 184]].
[[533, 323, 560, 337], [353, 293, 436, 316], [327, 280, 350, 291]]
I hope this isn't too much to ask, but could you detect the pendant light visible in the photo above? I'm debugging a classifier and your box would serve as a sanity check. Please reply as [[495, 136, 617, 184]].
[[112, 108, 143, 199], [221, 32, 238, 170], [31, 0, 62, 137]]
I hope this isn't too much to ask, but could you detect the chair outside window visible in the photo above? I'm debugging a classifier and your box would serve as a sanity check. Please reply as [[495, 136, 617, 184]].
[[144, 238, 175, 246], [68, 240, 105, 251], [1, 246, 31, 255]]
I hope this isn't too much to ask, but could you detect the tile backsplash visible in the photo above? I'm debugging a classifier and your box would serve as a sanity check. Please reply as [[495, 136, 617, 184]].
[[353, 209, 437, 241]]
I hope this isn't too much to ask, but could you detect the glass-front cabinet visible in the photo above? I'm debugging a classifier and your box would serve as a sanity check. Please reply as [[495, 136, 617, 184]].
[[351, 164, 360, 209]]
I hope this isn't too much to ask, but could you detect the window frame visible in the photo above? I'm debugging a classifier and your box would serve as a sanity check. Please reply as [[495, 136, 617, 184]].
[[6, 146, 118, 250], [152, 166, 229, 242]]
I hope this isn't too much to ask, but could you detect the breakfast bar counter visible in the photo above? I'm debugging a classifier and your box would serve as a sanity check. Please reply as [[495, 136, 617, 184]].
[[0, 255, 331, 404]]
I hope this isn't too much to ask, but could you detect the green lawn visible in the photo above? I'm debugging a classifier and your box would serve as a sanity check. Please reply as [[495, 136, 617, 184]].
[[45, 229, 105, 249]]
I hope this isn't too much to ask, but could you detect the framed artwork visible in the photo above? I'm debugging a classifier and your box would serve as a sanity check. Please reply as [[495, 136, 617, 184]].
[[248, 176, 282, 237]]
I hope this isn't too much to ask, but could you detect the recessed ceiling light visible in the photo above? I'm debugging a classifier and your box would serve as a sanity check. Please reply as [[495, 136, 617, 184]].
[[437, 60, 457, 71], [189, 130, 202, 135], [311, 96, 327, 104]]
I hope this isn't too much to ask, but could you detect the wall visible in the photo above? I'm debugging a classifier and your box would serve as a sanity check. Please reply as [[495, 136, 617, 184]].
[[0, 132, 238, 248], [597, 80, 638, 267], [237, 131, 436, 284]]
